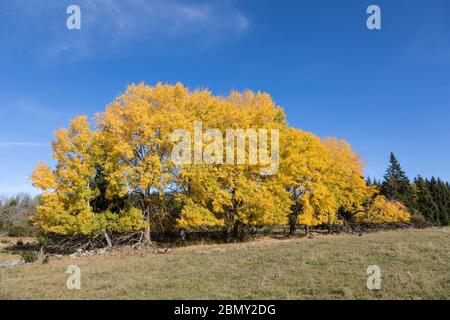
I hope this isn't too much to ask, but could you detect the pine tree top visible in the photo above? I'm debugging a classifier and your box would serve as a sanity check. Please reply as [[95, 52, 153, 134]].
[[384, 152, 410, 183]]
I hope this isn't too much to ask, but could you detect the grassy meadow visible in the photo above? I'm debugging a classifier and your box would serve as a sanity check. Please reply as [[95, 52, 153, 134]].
[[0, 228, 449, 300]]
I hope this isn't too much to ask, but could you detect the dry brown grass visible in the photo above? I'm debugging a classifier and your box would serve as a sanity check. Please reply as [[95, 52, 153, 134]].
[[0, 228, 449, 300]]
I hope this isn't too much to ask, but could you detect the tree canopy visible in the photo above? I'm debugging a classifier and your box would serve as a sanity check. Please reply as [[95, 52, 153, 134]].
[[31, 83, 411, 241]]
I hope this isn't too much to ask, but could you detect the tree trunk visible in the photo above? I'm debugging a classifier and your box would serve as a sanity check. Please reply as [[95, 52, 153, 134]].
[[179, 229, 186, 241], [143, 210, 151, 243], [37, 246, 45, 261], [232, 221, 242, 240], [103, 230, 112, 248], [225, 192, 238, 242], [288, 213, 297, 235], [225, 224, 233, 242], [327, 213, 332, 234]]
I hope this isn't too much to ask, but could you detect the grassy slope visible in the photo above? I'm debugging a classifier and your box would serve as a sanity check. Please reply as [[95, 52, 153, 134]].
[[1, 228, 449, 299]]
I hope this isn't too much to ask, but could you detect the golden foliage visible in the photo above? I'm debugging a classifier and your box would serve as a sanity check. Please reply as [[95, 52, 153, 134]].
[[31, 82, 410, 236], [355, 196, 411, 223]]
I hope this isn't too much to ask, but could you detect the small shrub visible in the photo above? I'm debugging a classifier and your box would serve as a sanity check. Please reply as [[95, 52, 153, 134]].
[[42, 255, 50, 264], [36, 233, 52, 247], [7, 225, 33, 237], [20, 250, 37, 263], [411, 213, 428, 227]]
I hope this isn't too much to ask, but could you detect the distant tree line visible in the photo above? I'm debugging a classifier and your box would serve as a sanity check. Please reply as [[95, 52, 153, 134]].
[[0, 194, 38, 236], [367, 152, 450, 226]]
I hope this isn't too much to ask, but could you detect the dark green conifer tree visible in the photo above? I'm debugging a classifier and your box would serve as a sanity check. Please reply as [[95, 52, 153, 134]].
[[414, 177, 440, 224], [381, 153, 413, 207]]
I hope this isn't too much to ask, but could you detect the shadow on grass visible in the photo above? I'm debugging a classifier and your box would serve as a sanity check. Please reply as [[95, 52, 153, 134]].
[[2, 222, 423, 258], [3, 240, 41, 263]]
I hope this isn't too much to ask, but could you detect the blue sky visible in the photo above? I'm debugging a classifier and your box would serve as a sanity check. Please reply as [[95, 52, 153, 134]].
[[1, 0, 450, 196]]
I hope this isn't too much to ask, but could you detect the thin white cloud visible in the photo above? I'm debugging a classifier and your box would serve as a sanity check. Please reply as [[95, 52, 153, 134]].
[[0, 142, 49, 147], [0, 0, 250, 62]]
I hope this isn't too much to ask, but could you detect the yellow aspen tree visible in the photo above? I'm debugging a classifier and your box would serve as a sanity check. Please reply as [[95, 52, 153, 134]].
[[354, 195, 411, 223], [99, 83, 195, 242], [175, 89, 291, 238], [322, 138, 374, 226], [31, 116, 100, 234], [278, 128, 336, 233], [31, 82, 411, 242], [31, 116, 146, 237]]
